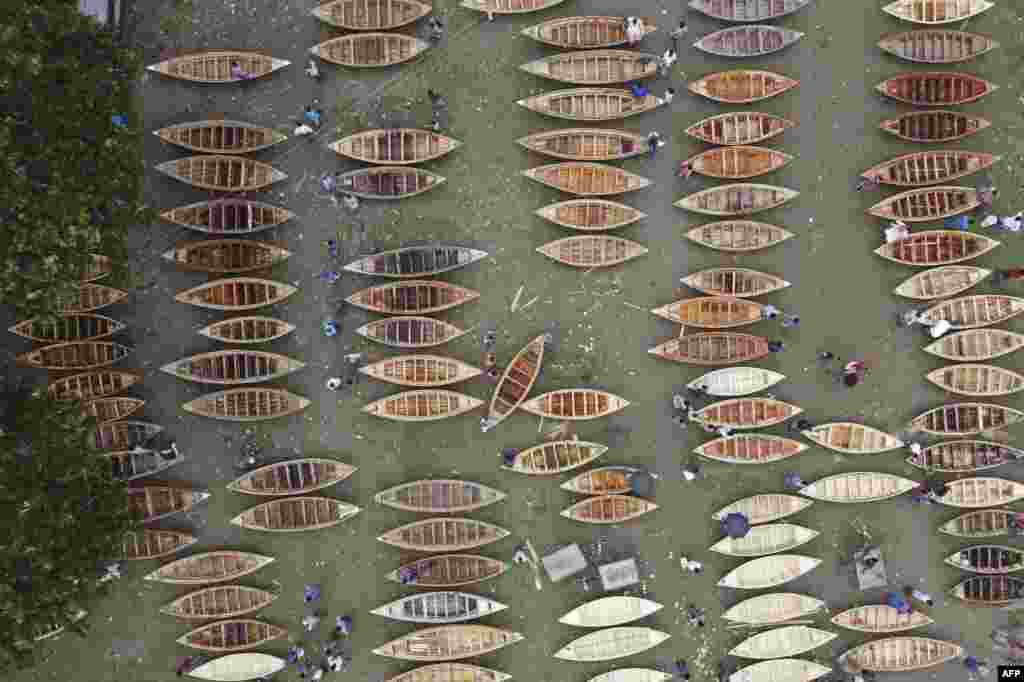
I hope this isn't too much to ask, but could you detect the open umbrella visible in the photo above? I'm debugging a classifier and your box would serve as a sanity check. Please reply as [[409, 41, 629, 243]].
[[721, 512, 750, 539]]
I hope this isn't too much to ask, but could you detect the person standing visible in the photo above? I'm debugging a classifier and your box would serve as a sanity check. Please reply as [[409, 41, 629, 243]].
[[659, 48, 677, 77], [647, 131, 664, 159]]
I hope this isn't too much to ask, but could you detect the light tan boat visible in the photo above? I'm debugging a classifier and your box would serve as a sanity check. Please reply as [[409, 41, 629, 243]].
[[521, 16, 657, 49], [331, 129, 461, 164], [517, 87, 665, 121], [730, 625, 837, 659], [939, 509, 1016, 538], [685, 146, 794, 180], [373, 625, 523, 661], [363, 390, 484, 422], [924, 329, 1024, 362], [537, 236, 648, 268], [676, 184, 799, 216], [832, 605, 933, 633], [918, 295, 1024, 330], [154, 120, 287, 155], [519, 50, 658, 85], [183, 388, 310, 422], [713, 494, 812, 525], [561, 466, 642, 495], [385, 664, 512, 682], [722, 593, 825, 625], [554, 627, 670, 662], [926, 364, 1024, 397], [651, 296, 762, 328], [882, 0, 993, 24], [155, 156, 286, 192], [841, 637, 963, 672], [230, 497, 360, 532], [937, 477, 1024, 508], [718, 555, 821, 589], [689, 70, 799, 104], [360, 355, 482, 388], [893, 265, 990, 299], [520, 389, 630, 420], [144, 551, 274, 585], [687, 367, 785, 396], [910, 402, 1024, 436], [686, 221, 794, 252], [802, 423, 904, 454], [186, 653, 285, 681], [729, 660, 831, 682], [710, 523, 819, 557], [503, 440, 608, 474], [908, 440, 1022, 473], [517, 128, 647, 161], [311, 0, 432, 30], [378, 518, 510, 552], [799, 472, 918, 503], [681, 268, 791, 298], [227, 458, 356, 496], [522, 162, 650, 196], [696, 435, 808, 465], [650, 334, 769, 365], [197, 316, 295, 344], [589, 670, 671, 682], [371, 592, 509, 624], [374, 479, 506, 513], [161, 585, 278, 620], [559, 596, 663, 628], [483, 334, 545, 432], [310, 34, 429, 68]]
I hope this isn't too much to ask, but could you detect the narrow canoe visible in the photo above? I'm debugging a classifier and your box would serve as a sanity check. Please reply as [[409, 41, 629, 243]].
[[331, 129, 461, 164], [951, 575, 1024, 606], [832, 605, 933, 633], [554, 627, 670, 662], [695, 25, 804, 57], [649, 333, 769, 365], [924, 329, 1024, 362], [154, 120, 286, 155], [162, 240, 291, 274], [386, 665, 512, 682], [718, 555, 821, 589], [523, 162, 650, 196], [311, 0, 431, 30], [696, 434, 807, 465], [559, 596, 663, 628], [677, 184, 798, 216], [371, 592, 508, 624], [231, 497, 360, 532], [946, 545, 1024, 574], [374, 479, 506, 513], [144, 551, 274, 585], [519, 50, 658, 85], [730, 626, 836, 659], [147, 52, 289, 83], [197, 316, 296, 344], [178, 619, 286, 653], [175, 278, 298, 311], [522, 16, 656, 49], [685, 221, 794, 252], [536, 199, 646, 231], [710, 523, 819, 557], [561, 495, 657, 524], [186, 653, 285, 682], [17, 341, 132, 371], [689, 0, 811, 22], [363, 390, 484, 422], [338, 166, 444, 199], [910, 403, 1024, 436], [161, 585, 278, 620], [690, 398, 802, 429], [883, 0, 994, 24], [484, 335, 546, 431], [538, 236, 648, 267], [802, 423, 904, 454], [939, 509, 1015, 538], [162, 200, 295, 236], [937, 477, 1024, 508], [894, 265, 990, 299], [122, 529, 197, 561], [378, 518, 510, 552], [877, 72, 997, 106], [374, 625, 523, 662], [688, 367, 786, 396], [227, 458, 356, 496], [155, 156, 286, 192], [730, 661, 831, 682], [908, 440, 1022, 473], [875, 231, 999, 266], [842, 637, 963, 671], [869, 186, 979, 221], [561, 466, 642, 495], [686, 112, 795, 146], [9, 314, 126, 344], [927, 364, 1024, 397], [54, 284, 128, 313], [799, 472, 919, 503], [878, 30, 999, 63], [161, 350, 305, 385], [651, 296, 763, 328], [919, 295, 1024, 330], [502, 440, 608, 474], [518, 128, 646, 162], [104, 448, 183, 482], [723, 594, 825, 625], [713, 494, 814, 525], [590, 670, 671, 682], [520, 389, 630, 420], [686, 146, 793, 181], [48, 370, 140, 401], [345, 245, 488, 278], [183, 388, 311, 422], [862, 151, 998, 187], [356, 316, 467, 348], [517, 88, 665, 122], [386, 554, 508, 588], [95, 421, 163, 450], [311, 33, 429, 67], [346, 280, 479, 315], [461, 0, 567, 16], [128, 484, 207, 523], [689, 71, 798, 104], [360, 355, 482, 387], [881, 110, 990, 143]]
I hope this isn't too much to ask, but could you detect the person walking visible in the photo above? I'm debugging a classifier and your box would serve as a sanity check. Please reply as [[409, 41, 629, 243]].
[[761, 304, 780, 320], [674, 659, 691, 681], [904, 585, 934, 607], [768, 340, 785, 353], [303, 103, 323, 130], [783, 472, 806, 491], [679, 557, 703, 574], [647, 131, 664, 159], [686, 604, 706, 627], [427, 15, 444, 42], [659, 48, 677, 77], [335, 615, 352, 636], [664, 87, 675, 104]]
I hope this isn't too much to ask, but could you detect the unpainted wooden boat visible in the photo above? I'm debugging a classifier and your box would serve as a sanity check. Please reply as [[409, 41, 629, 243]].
[[374, 479, 506, 513], [183, 388, 311, 422], [685, 221, 794, 252], [687, 367, 786, 396], [689, 0, 811, 22], [484, 335, 546, 431], [361, 355, 481, 388], [686, 112, 795, 146], [883, 0, 994, 24], [332, 129, 461, 165], [924, 328, 1024, 362], [338, 166, 444, 199], [346, 280, 479, 315], [562, 495, 657, 524], [696, 434, 807, 465], [311, 0, 432, 30], [461, 0, 567, 16], [946, 545, 1024, 574], [555, 627, 670, 662], [951, 575, 1024, 606], [385, 664, 512, 682], [940, 509, 1016, 539], [372, 592, 508, 624], [842, 637, 963, 671], [231, 497, 359, 532], [54, 284, 128, 313], [910, 403, 1024, 436], [677, 184, 798, 216], [228, 458, 356, 496], [386, 554, 508, 588], [155, 156, 286, 192], [718, 555, 821, 589], [695, 25, 804, 57], [875, 231, 999, 266], [862, 151, 998, 188], [713, 494, 813, 525], [17, 340, 132, 371], [880, 110, 990, 143], [162, 240, 291, 274], [535, 199, 646, 231], [730, 625, 836, 659], [908, 440, 1022, 473], [122, 529, 197, 561], [538, 235, 648, 268], [523, 162, 650, 196], [178, 619, 286, 653], [522, 16, 656, 49], [799, 472, 918, 503], [161, 585, 278, 620], [517, 88, 665, 121], [129, 484, 209, 524], [48, 370, 140, 401], [877, 72, 997, 106], [198, 316, 296, 344], [345, 245, 487, 278], [363, 390, 483, 422], [374, 625, 523, 661], [869, 186, 979, 221], [155, 120, 286, 155], [175, 278, 298, 311], [802, 423, 904, 454], [145, 551, 273, 585], [690, 398, 802, 430], [920, 295, 1024, 331], [832, 605, 933, 633], [95, 420, 163, 451], [894, 266, 990, 300], [927, 364, 1024, 397], [520, 389, 629, 420], [518, 128, 646, 162], [651, 296, 763, 328], [161, 350, 305, 385], [689, 70, 798, 104], [311, 33, 429, 67], [147, 51, 289, 83], [729, 660, 831, 682], [722, 593, 825, 625], [357, 316, 467, 348], [9, 313, 125, 344], [686, 146, 793, 181], [519, 50, 658, 85], [938, 477, 1024, 508], [187, 653, 285, 681], [104, 447, 183, 482], [78, 254, 113, 282], [161, 200, 295, 236], [710, 523, 818, 557], [561, 466, 643, 495], [649, 333, 769, 365], [559, 596, 662, 628], [503, 440, 608, 474], [878, 30, 999, 63], [379, 518, 509, 552]]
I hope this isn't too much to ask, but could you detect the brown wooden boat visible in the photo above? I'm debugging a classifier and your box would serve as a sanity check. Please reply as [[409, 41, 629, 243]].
[[231, 497, 360, 532], [649, 333, 769, 365], [197, 316, 295, 344], [842, 637, 963, 671], [128, 483, 209, 524], [461, 0, 566, 15], [939, 509, 1016, 538], [538, 236, 648, 268], [161, 585, 278, 619], [562, 495, 657, 524], [346, 280, 479, 315], [686, 221, 794, 252], [161, 199, 295, 236], [878, 30, 999, 63], [686, 146, 793, 180], [104, 448, 184, 482], [183, 388, 311, 422], [691, 398, 802, 429], [517, 88, 665, 121], [483, 335, 546, 432], [561, 466, 642, 495], [146, 51, 289, 83], [652, 296, 763, 328], [386, 554, 509, 588], [677, 184, 798, 216], [695, 434, 807, 464], [520, 389, 630, 420], [519, 50, 658, 85], [79, 254, 113, 282], [909, 440, 1023, 473], [939, 477, 1024, 508], [862, 151, 998, 188], [85, 397, 145, 423], [521, 16, 656, 49], [682, 268, 790, 298], [832, 605, 933, 633], [374, 625, 523, 661], [946, 545, 1024, 574], [312, 0, 432, 30], [375, 480, 506, 513], [689, 71, 798, 104], [311, 33, 429, 67], [162, 350, 305, 385], [48, 370, 140, 401], [162, 240, 291, 274], [155, 156, 286, 192], [54, 284, 128, 313], [910, 403, 1024, 436], [877, 72, 997, 106], [379, 518, 510, 552], [686, 112, 795, 146], [122, 529, 197, 561], [951, 575, 1024, 606], [695, 25, 804, 57], [503, 440, 609, 475], [143, 551, 273, 585], [689, 0, 810, 22], [178, 619, 286, 653], [360, 355, 482, 387], [893, 266, 990, 300], [9, 314, 126, 344], [175, 278, 298, 311], [880, 110, 990, 143], [228, 458, 356, 496], [344, 245, 488, 278], [535, 199, 646, 231], [95, 421, 163, 451], [870, 186, 980, 221], [919, 295, 1024, 330], [356, 316, 467, 348], [363, 390, 484, 422], [385, 664, 511, 682], [154, 120, 286, 155], [924, 329, 1024, 362], [338, 166, 444, 199], [883, 0, 994, 24], [17, 341, 132, 371], [802, 423, 904, 454], [518, 128, 646, 162], [875, 231, 998, 266], [331, 129, 461, 165], [714, 494, 813, 525], [523, 162, 650, 196]]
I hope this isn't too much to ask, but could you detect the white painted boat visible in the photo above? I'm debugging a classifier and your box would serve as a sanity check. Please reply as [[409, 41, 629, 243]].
[[799, 472, 918, 503], [559, 596, 663, 628], [718, 555, 820, 589], [722, 593, 825, 625], [709, 523, 818, 557], [187, 653, 285, 682], [687, 367, 785, 396], [729, 659, 832, 682], [554, 627, 670, 662], [730, 625, 837, 659]]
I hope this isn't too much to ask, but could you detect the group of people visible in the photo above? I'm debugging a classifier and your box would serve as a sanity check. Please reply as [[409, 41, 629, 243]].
[[286, 585, 352, 679]]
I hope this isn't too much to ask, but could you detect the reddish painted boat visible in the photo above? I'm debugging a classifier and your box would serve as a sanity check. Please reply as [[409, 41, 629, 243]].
[[876, 72, 998, 106]]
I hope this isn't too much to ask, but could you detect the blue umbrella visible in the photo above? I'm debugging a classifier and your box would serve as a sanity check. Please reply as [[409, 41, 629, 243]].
[[721, 513, 750, 539]]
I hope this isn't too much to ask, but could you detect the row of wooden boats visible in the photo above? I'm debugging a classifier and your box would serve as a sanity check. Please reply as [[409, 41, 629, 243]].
[[361, 388, 629, 422]]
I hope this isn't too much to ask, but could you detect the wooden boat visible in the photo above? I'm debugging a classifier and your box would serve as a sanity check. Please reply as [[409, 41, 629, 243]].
[[128, 484, 209, 524], [385, 665, 512, 682], [9, 314, 125, 344], [520, 389, 629, 420], [363, 390, 483, 422], [554, 627, 670, 662], [722, 593, 825, 625], [832, 605, 933, 633], [227, 458, 356, 496], [561, 466, 642, 495], [710, 523, 818, 557], [696, 434, 807, 465], [686, 112, 795, 146], [689, 149, 793, 184], [175, 278, 297, 311], [48, 370, 140, 401], [231, 497, 360, 532], [346, 281, 479, 315], [517, 88, 665, 121], [371, 592, 508, 624], [374, 625, 523, 662], [198, 316, 295, 344], [799, 472, 918, 503], [311, 0, 432, 30], [908, 440, 1022, 473], [337, 166, 444, 199], [357, 316, 467, 348], [875, 231, 999, 266], [677, 184, 798, 216], [894, 266, 990, 300], [690, 398, 802, 430], [95, 420, 163, 450], [689, 0, 811, 22], [910, 403, 1024, 436], [924, 329, 1024, 362], [183, 388, 311, 422], [162, 200, 295, 236], [689, 71, 798, 104], [483, 335, 545, 431], [361, 355, 482, 387], [374, 479, 506, 513], [862, 151, 998, 188], [146, 51, 289, 83], [695, 25, 804, 57], [946, 545, 1024, 574], [16, 341, 132, 371], [332, 129, 461, 165], [730, 661, 830, 682], [686, 221, 793, 252], [881, 110, 990, 143], [651, 296, 763, 328], [378, 518, 509, 552], [144, 551, 273, 585], [187, 653, 285, 681], [503, 440, 608, 474], [718, 555, 821, 589], [883, 0, 994, 24], [104, 448, 183, 482], [590, 670, 671, 682], [940, 510, 1016, 539], [920, 295, 1024, 330], [155, 156, 286, 192], [927, 364, 1024, 397], [85, 394, 139, 424], [161, 585, 277, 620], [154, 120, 286, 155], [519, 50, 658, 85], [385, 554, 508, 588], [878, 30, 999, 63], [871, 186, 982, 221], [122, 529, 197, 561], [345, 245, 487, 278], [162, 240, 291, 274], [687, 367, 785, 396], [730, 626, 836, 659], [461, 0, 567, 16], [877, 72, 997, 106], [535, 199, 646, 231], [559, 596, 662, 628], [649, 334, 769, 365], [522, 16, 656, 49], [518, 128, 646, 162], [562, 495, 657, 524], [842, 637, 963, 671], [161, 350, 305, 385], [802, 423, 904, 454], [78, 254, 113, 282], [714, 494, 813, 525], [178, 619, 285, 653], [538, 236, 648, 268], [523, 162, 649, 196], [951, 575, 1024, 606], [311, 34, 429, 68], [54, 284, 128, 313], [938, 477, 1024, 508]]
